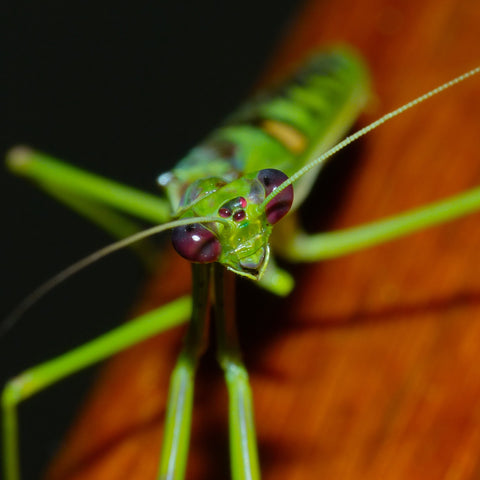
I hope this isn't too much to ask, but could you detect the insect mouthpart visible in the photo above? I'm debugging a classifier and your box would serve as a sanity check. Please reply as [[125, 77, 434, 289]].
[[227, 244, 270, 280], [239, 247, 266, 271]]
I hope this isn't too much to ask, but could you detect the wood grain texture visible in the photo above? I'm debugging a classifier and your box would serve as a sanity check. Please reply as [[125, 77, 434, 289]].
[[46, 0, 480, 478]]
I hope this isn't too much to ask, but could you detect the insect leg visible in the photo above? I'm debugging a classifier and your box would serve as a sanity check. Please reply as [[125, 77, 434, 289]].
[[277, 185, 480, 261], [157, 264, 211, 480], [256, 254, 294, 296], [213, 265, 260, 480], [6, 147, 171, 226], [1, 296, 191, 480]]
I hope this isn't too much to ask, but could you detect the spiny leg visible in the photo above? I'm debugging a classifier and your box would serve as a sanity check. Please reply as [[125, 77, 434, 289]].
[[1, 296, 191, 480], [213, 265, 260, 480], [157, 264, 211, 480]]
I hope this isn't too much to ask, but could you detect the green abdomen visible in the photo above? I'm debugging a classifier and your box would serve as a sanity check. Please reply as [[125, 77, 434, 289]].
[[162, 47, 370, 211]]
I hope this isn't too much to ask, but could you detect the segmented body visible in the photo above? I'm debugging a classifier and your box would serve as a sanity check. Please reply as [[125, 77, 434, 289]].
[[159, 48, 369, 214]]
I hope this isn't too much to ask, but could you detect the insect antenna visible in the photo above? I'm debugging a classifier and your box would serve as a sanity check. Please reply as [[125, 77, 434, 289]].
[[1, 215, 228, 337], [261, 65, 480, 208]]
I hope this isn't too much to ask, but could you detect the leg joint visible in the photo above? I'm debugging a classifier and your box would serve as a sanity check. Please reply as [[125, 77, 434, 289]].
[[2, 374, 32, 408]]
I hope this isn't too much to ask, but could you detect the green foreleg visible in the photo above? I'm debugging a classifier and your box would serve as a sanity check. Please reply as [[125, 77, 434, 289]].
[[279, 185, 480, 261], [257, 254, 294, 297], [2, 296, 191, 480], [157, 264, 211, 480], [42, 187, 159, 269], [6, 147, 172, 225], [214, 265, 260, 480]]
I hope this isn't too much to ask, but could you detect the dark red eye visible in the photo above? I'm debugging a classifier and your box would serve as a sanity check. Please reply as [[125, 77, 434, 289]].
[[171, 223, 221, 263], [258, 169, 294, 224]]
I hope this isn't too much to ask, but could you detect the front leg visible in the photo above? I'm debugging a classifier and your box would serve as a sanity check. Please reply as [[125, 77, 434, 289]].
[[213, 265, 260, 480], [157, 264, 211, 480], [275, 187, 480, 262], [2, 296, 191, 480], [7, 148, 172, 227]]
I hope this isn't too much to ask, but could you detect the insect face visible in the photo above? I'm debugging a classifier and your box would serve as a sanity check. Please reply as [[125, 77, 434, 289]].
[[171, 168, 293, 279]]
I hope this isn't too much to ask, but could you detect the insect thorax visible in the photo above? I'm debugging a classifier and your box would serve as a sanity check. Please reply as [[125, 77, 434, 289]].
[[158, 47, 369, 278]]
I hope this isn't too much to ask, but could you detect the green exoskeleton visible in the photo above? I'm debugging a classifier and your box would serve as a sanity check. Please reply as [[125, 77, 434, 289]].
[[2, 48, 480, 480]]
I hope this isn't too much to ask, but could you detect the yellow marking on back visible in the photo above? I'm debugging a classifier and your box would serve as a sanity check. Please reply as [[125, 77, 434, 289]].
[[261, 120, 307, 154]]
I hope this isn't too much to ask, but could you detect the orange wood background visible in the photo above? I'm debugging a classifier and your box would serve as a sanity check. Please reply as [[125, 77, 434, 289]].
[[47, 0, 480, 478]]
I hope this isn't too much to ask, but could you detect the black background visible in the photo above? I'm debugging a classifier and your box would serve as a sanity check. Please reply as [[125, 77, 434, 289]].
[[0, 1, 301, 477]]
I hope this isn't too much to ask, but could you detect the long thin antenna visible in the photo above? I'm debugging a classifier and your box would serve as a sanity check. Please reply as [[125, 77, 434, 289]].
[[262, 65, 480, 209], [1, 216, 227, 336]]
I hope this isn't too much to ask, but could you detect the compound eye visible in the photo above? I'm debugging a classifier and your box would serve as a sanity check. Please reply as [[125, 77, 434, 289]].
[[257, 169, 294, 224], [171, 223, 221, 263]]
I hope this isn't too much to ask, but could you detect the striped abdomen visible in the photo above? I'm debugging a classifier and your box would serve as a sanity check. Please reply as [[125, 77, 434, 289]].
[[161, 47, 370, 212]]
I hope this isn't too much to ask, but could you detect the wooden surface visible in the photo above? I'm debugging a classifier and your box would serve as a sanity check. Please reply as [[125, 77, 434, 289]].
[[46, 0, 480, 478]]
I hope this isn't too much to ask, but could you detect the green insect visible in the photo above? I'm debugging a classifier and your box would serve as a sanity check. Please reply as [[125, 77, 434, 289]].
[[2, 47, 480, 480]]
